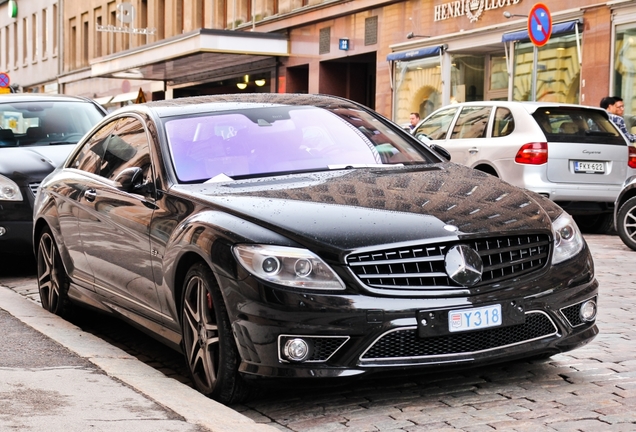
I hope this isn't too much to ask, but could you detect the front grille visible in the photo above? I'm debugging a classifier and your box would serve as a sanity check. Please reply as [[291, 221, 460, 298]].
[[28, 182, 41, 196], [347, 234, 550, 292], [359, 311, 557, 363]]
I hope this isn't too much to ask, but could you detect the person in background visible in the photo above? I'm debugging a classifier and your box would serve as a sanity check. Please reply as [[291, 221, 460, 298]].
[[409, 112, 420, 131], [600, 96, 636, 143]]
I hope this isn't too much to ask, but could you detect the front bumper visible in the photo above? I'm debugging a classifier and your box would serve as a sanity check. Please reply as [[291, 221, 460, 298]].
[[0, 219, 34, 255], [220, 249, 599, 381]]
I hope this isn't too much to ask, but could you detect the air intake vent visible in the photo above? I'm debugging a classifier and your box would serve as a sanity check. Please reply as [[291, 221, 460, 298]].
[[365, 16, 378, 46], [360, 311, 557, 364], [319, 27, 331, 54]]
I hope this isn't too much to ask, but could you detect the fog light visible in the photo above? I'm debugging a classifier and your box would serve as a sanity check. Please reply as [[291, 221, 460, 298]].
[[283, 338, 309, 362], [580, 300, 597, 322], [0, 226, 5, 236]]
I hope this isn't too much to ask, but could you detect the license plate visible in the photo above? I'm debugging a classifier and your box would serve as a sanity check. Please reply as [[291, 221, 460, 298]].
[[448, 304, 502, 332], [574, 161, 605, 173]]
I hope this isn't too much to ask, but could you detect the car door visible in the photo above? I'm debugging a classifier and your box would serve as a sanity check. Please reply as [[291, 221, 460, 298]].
[[443, 105, 494, 167], [56, 121, 118, 289], [76, 115, 163, 324]]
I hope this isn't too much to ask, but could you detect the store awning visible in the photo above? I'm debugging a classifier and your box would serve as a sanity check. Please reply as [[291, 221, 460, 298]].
[[90, 28, 288, 86], [501, 19, 581, 43], [386, 45, 446, 62], [93, 96, 113, 105], [110, 91, 139, 104]]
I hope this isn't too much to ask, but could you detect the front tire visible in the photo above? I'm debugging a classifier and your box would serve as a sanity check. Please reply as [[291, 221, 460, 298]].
[[181, 262, 251, 404], [36, 227, 72, 317], [617, 197, 636, 251]]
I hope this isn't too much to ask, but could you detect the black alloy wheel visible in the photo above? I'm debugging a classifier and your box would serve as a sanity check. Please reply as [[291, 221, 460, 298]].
[[181, 262, 250, 404], [36, 227, 72, 316], [617, 196, 636, 251]]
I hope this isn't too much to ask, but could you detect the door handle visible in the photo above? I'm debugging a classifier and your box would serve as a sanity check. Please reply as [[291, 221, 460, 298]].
[[84, 189, 96, 202], [468, 147, 479, 154]]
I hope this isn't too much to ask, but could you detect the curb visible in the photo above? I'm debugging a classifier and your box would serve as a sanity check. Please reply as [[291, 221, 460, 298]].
[[0, 286, 277, 432]]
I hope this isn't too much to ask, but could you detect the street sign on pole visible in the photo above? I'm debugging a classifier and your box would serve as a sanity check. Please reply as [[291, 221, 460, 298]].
[[527, 3, 552, 47], [0, 72, 10, 89]]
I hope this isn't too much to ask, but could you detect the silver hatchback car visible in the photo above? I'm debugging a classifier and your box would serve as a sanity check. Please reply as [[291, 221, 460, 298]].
[[413, 101, 636, 233]]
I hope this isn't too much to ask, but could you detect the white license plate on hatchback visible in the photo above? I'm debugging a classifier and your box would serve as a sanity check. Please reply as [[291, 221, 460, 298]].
[[448, 304, 502, 332], [574, 161, 605, 173]]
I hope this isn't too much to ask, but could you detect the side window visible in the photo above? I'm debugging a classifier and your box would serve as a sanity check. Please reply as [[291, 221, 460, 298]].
[[69, 121, 116, 174], [100, 117, 152, 183], [414, 108, 458, 141], [491, 107, 514, 137], [451, 106, 492, 139]]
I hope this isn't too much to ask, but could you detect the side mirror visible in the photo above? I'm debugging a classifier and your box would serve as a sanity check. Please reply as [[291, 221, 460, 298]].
[[113, 167, 143, 192], [430, 144, 451, 161]]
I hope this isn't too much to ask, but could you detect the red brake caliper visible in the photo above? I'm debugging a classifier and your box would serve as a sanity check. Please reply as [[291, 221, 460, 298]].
[[207, 292, 213, 310]]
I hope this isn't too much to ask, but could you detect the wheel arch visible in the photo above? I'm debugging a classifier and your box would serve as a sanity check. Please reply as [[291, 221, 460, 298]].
[[616, 186, 636, 214], [473, 163, 499, 177], [172, 251, 209, 322]]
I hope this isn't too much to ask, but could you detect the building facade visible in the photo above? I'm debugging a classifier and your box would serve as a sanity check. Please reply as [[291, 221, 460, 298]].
[[1, 0, 636, 127]]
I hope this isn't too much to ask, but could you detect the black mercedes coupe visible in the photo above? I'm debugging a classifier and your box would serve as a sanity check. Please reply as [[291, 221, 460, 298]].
[[33, 94, 598, 404]]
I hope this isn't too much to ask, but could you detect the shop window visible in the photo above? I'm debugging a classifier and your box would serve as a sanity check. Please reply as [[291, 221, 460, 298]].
[[614, 25, 636, 131], [451, 55, 485, 103], [392, 55, 443, 126], [513, 32, 580, 103]]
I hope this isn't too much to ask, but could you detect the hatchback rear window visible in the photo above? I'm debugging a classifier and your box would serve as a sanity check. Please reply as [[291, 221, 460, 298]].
[[532, 107, 626, 145]]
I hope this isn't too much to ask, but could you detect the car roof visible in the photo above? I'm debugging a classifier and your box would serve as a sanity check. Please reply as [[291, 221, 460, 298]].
[[115, 93, 362, 118], [437, 100, 605, 113], [0, 93, 95, 103]]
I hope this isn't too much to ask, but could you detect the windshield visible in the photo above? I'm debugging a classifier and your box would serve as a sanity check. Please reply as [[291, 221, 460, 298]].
[[0, 100, 104, 148], [165, 105, 437, 183]]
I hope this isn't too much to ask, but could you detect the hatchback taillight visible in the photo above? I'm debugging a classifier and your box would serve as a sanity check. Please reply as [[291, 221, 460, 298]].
[[629, 146, 636, 169], [515, 142, 548, 165]]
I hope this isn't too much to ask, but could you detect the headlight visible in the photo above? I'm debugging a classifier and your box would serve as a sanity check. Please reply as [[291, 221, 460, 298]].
[[233, 244, 345, 290], [0, 174, 23, 201], [551, 212, 584, 264]]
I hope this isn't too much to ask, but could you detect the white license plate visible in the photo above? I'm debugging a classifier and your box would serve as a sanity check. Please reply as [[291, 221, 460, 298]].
[[574, 161, 605, 173], [448, 304, 502, 332]]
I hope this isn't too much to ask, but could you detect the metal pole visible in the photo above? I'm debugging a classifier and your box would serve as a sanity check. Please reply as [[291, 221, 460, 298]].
[[531, 45, 537, 101]]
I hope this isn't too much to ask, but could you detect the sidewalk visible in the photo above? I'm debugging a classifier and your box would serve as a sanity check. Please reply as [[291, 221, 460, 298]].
[[0, 285, 277, 432]]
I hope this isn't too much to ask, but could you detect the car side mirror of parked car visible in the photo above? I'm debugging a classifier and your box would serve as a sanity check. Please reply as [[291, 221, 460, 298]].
[[114, 167, 144, 192], [430, 144, 451, 161]]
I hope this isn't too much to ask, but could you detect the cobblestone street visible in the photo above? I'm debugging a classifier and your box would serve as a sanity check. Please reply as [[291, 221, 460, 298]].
[[2, 234, 635, 431]]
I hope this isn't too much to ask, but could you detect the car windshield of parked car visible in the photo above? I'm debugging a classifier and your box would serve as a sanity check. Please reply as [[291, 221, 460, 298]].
[[166, 105, 437, 183], [532, 107, 626, 145], [0, 101, 104, 147]]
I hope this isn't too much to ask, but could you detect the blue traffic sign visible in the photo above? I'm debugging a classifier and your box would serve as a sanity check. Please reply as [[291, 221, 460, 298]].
[[527, 3, 552, 47], [0, 72, 9, 88]]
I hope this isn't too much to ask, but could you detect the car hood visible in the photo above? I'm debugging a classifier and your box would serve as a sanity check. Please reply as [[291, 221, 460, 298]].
[[0, 145, 75, 179], [177, 164, 562, 252]]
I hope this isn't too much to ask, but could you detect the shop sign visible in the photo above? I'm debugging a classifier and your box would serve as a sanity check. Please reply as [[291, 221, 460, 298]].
[[96, 2, 156, 35], [435, 0, 523, 23]]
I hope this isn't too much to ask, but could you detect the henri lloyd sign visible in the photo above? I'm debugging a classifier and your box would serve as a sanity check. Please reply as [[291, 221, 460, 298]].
[[96, 2, 156, 35], [435, 0, 522, 23]]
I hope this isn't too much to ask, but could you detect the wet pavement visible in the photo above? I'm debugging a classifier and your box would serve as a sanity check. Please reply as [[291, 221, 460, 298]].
[[2, 234, 636, 431]]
